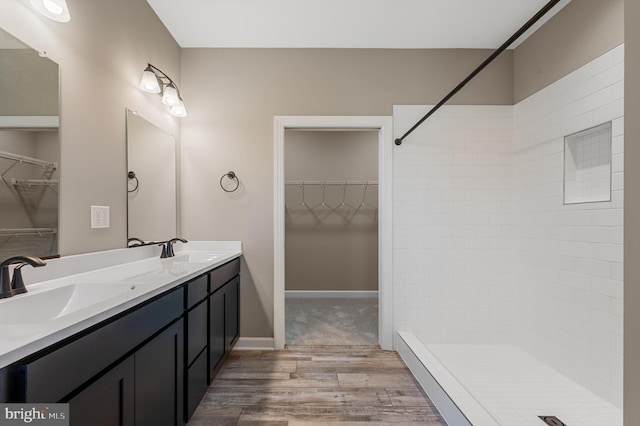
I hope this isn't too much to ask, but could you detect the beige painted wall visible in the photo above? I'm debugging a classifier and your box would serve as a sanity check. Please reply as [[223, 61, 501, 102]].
[[625, 0, 639, 423], [514, 0, 624, 102], [0, 0, 181, 255], [180, 48, 513, 337], [0, 49, 59, 116], [285, 130, 378, 292]]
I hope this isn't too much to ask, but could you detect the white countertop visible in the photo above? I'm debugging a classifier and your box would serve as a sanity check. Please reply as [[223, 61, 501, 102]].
[[0, 241, 242, 369]]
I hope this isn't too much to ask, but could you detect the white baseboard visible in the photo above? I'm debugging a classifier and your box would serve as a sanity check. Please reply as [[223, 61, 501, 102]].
[[233, 337, 275, 351], [285, 290, 378, 299]]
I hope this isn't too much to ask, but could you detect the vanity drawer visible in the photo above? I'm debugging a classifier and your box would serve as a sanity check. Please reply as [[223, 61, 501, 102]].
[[186, 275, 208, 309], [187, 300, 208, 366], [210, 258, 240, 293], [186, 349, 208, 421], [16, 287, 184, 403]]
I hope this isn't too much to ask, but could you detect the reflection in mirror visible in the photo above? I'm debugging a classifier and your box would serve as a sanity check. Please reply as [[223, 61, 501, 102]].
[[0, 28, 60, 259], [126, 109, 177, 244]]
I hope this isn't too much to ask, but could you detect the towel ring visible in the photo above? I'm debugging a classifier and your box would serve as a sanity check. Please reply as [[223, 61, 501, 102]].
[[220, 171, 240, 193], [127, 171, 139, 192]]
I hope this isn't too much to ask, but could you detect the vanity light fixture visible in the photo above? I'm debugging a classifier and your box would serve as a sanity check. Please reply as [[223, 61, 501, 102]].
[[139, 64, 187, 118], [29, 0, 71, 22], [170, 100, 187, 118]]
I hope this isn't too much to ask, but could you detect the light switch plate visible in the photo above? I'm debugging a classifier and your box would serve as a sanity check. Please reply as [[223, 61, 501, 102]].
[[91, 205, 110, 228]]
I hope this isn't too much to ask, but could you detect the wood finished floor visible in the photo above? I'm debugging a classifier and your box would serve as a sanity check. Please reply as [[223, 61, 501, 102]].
[[188, 345, 446, 425]]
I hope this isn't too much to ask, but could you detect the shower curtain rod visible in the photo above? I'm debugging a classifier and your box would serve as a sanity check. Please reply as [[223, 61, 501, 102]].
[[394, 0, 564, 146]]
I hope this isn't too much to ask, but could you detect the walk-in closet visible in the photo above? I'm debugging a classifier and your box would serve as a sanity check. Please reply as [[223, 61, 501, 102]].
[[0, 130, 59, 259], [284, 129, 379, 346], [0, 36, 59, 259]]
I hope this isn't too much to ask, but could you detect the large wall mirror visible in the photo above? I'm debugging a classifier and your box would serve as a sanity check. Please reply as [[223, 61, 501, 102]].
[[0, 28, 60, 259], [126, 109, 177, 244]]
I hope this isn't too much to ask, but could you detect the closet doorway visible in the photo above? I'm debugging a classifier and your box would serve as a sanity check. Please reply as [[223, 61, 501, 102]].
[[274, 116, 393, 350]]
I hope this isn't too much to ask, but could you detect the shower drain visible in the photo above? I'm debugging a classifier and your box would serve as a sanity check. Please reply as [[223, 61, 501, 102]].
[[538, 416, 567, 426]]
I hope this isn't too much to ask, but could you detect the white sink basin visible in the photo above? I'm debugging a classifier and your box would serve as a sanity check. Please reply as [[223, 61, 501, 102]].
[[0, 282, 138, 325]]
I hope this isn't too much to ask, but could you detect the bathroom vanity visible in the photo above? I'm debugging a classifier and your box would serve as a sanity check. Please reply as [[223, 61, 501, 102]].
[[0, 241, 241, 425]]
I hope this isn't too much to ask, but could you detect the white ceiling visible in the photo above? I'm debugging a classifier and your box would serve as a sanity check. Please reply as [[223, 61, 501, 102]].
[[146, 0, 571, 49]]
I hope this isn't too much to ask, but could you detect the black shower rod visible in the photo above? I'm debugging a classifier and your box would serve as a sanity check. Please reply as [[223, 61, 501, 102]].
[[394, 0, 564, 146]]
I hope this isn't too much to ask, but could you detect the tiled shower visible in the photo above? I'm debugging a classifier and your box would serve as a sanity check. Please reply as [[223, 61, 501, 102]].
[[393, 44, 624, 425]]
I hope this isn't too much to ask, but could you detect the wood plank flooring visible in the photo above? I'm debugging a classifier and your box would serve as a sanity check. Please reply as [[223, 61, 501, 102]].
[[188, 345, 446, 425]]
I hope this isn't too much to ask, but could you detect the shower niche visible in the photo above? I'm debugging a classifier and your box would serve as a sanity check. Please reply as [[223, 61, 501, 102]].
[[564, 122, 612, 204]]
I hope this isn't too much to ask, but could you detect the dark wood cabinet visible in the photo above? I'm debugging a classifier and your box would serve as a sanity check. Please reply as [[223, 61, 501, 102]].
[[209, 287, 226, 374], [135, 320, 184, 426], [68, 356, 134, 426], [225, 276, 240, 350], [184, 257, 241, 422], [207, 258, 241, 382], [68, 320, 184, 426], [185, 283, 209, 422]]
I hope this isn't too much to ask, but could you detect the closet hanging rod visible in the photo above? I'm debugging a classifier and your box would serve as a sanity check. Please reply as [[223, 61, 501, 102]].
[[285, 180, 378, 186], [0, 227, 57, 236], [394, 0, 563, 146], [0, 150, 57, 168]]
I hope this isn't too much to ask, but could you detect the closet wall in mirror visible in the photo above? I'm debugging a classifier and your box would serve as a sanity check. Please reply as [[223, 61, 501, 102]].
[[0, 28, 60, 259]]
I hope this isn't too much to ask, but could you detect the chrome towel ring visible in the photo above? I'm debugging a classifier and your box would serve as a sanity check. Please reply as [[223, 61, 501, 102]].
[[127, 171, 139, 192], [220, 171, 240, 193]]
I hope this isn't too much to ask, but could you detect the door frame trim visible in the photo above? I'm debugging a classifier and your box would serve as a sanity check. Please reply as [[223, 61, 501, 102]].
[[273, 115, 393, 350]]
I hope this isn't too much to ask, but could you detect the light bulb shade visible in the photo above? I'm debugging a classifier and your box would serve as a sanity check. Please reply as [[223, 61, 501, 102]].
[[161, 83, 179, 106], [139, 68, 161, 94], [170, 100, 187, 118], [29, 0, 71, 22]]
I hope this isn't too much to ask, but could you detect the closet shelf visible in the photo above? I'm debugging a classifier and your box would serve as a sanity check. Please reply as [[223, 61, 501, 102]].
[[0, 150, 57, 169], [0, 228, 57, 237], [11, 178, 60, 187], [285, 180, 378, 186]]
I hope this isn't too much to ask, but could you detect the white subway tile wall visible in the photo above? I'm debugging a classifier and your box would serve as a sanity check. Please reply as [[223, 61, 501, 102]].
[[393, 104, 515, 345], [513, 44, 624, 407], [392, 43, 624, 408]]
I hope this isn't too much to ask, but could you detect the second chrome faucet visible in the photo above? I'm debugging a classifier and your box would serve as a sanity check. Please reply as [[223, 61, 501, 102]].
[[160, 238, 188, 258]]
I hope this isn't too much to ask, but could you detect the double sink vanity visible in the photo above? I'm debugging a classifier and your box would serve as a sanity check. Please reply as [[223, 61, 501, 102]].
[[0, 24, 237, 425], [0, 240, 242, 425]]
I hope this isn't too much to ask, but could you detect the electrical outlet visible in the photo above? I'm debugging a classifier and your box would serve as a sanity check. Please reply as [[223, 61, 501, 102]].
[[91, 205, 110, 229]]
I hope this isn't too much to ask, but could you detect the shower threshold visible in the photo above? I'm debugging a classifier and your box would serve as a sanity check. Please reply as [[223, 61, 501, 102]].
[[397, 332, 622, 426]]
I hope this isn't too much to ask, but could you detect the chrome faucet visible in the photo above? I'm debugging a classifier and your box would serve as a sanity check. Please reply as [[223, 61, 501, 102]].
[[0, 256, 46, 299], [165, 238, 188, 258]]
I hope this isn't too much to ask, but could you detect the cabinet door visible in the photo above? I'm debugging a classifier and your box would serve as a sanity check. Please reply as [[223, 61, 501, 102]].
[[135, 320, 184, 426], [225, 276, 240, 350], [209, 288, 226, 376], [67, 356, 134, 426]]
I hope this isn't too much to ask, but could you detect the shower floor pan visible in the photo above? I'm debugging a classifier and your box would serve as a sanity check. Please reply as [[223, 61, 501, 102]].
[[397, 332, 622, 426]]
